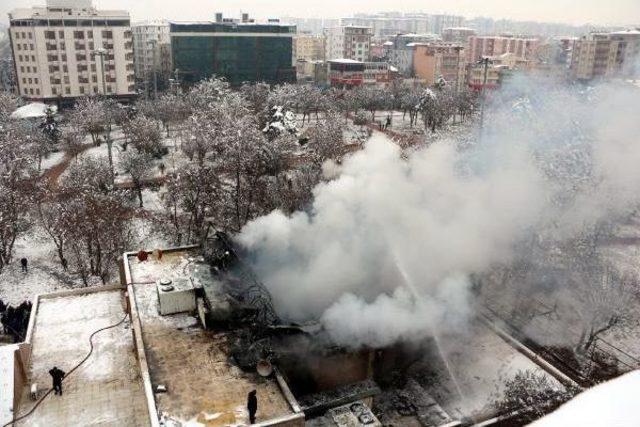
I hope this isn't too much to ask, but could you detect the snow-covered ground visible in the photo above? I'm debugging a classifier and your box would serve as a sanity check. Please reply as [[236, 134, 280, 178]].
[[532, 370, 640, 427]]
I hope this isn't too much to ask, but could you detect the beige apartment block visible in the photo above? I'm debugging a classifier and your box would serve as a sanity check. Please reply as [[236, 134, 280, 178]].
[[8, 0, 135, 102]]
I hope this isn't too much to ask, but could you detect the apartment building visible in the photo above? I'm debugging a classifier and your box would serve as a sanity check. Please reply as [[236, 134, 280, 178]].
[[324, 26, 373, 62], [327, 59, 391, 88], [467, 35, 540, 62], [467, 63, 504, 90], [132, 21, 172, 95], [8, 0, 135, 103], [570, 30, 640, 81], [342, 13, 430, 37], [413, 44, 466, 91], [384, 33, 441, 76], [442, 27, 477, 44], [430, 14, 465, 35], [170, 14, 296, 86], [293, 33, 325, 62]]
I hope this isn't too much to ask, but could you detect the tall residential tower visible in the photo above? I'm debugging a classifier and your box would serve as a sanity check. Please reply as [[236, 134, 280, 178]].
[[8, 0, 135, 103]]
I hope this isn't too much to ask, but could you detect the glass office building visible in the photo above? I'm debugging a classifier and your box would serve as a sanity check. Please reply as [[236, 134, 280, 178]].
[[171, 22, 296, 86]]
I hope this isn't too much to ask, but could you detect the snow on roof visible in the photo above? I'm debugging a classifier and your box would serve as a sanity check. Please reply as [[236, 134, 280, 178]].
[[531, 371, 640, 427], [10, 103, 57, 119], [611, 29, 640, 35], [389, 66, 398, 72], [0, 345, 18, 426], [329, 58, 363, 64], [443, 27, 476, 31], [383, 41, 394, 46]]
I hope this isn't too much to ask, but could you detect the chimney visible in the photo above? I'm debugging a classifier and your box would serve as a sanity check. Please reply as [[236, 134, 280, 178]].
[[215, 13, 223, 23], [242, 13, 249, 23]]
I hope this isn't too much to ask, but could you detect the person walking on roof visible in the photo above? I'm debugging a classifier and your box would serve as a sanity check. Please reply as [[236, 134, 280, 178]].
[[247, 390, 258, 424], [49, 366, 66, 395]]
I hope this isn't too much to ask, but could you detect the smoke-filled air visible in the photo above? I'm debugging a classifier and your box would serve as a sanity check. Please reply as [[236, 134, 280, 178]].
[[238, 77, 640, 349]]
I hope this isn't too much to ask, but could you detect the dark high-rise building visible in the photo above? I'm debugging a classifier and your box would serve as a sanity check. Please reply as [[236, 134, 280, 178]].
[[170, 19, 296, 86]]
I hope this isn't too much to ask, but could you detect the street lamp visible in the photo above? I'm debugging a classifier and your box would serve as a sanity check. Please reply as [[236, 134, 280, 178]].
[[477, 56, 492, 133], [91, 47, 108, 96], [92, 47, 114, 182]]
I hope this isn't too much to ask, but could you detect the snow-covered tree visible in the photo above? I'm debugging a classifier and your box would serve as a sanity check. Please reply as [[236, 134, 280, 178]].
[[0, 109, 38, 271], [263, 105, 298, 141], [124, 115, 166, 158], [305, 110, 345, 165], [121, 150, 154, 207], [493, 370, 578, 424], [162, 163, 221, 244]]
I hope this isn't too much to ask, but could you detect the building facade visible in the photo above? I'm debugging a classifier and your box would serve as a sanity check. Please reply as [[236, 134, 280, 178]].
[[324, 26, 372, 62], [328, 59, 391, 88], [430, 15, 465, 35], [467, 35, 540, 62], [413, 44, 466, 91], [570, 30, 640, 81], [384, 33, 441, 76], [132, 20, 172, 96], [442, 27, 476, 44], [170, 15, 296, 86], [8, 0, 134, 103], [293, 33, 325, 63]]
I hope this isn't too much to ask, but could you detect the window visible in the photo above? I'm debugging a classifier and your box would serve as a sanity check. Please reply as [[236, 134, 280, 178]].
[[92, 75, 97, 83], [28, 78, 32, 84], [76, 54, 87, 61], [93, 86, 98, 94], [74, 31, 85, 39], [60, 42, 65, 50], [33, 67, 37, 73], [65, 87, 71, 94], [20, 66, 24, 73], [26, 66, 31, 72], [28, 33, 33, 40], [89, 41, 94, 50], [63, 65, 68, 73], [15, 33, 19, 39], [102, 30, 113, 39], [79, 86, 85, 94], [30, 44, 34, 50], [21, 32, 26, 38], [24, 88, 28, 95], [17, 44, 22, 51], [91, 64, 96, 72], [64, 76, 69, 84], [49, 65, 59, 73], [47, 54, 58, 62], [22, 77, 26, 84], [29, 88, 34, 95], [107, 86, 112, 93], [87, 31, 93, 39], [59, 30, 64, 38], [52, 87, 57, 95], [31, 56, 35, 62], [61, 54, 67, 61], [34, 78, 38, 84], [36, 88, 40, 95]]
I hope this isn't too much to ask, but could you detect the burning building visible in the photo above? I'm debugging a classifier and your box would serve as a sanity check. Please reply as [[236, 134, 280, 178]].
[[116, 226, 574, 426]]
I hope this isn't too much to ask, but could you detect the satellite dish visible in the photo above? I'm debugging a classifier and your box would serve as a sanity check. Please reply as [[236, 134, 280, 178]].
[[256, 360, 274, 377]]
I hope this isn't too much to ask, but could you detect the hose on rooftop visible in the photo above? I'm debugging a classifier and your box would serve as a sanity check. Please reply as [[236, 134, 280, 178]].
[[2, 312, 130, 427]]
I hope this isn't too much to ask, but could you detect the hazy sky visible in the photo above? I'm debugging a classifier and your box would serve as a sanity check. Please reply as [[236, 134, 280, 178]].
[[1, 0, 639, 27]]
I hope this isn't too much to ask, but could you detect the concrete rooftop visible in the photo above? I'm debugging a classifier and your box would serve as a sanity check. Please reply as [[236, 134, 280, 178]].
[[127, 250, 296, 426], [16, 290, 149, 427]]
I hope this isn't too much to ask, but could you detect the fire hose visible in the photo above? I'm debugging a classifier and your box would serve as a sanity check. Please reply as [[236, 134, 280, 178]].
[[2, 312, 130, 427]]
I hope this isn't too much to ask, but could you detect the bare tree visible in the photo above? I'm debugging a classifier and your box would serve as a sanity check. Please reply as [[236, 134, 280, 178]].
[[121, 150, 154, 207], [494, 369, 578, 424]]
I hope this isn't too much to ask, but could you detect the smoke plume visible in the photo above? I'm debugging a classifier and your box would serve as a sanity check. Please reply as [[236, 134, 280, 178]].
[[239, 79, 640, 349]]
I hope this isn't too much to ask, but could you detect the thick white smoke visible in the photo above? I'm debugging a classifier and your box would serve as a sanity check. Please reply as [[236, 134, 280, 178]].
[[238, 80, 640, 349]]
